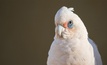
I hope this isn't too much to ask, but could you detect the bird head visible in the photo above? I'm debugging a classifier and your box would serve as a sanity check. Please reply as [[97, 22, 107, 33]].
[[54, 6, 88, 40]]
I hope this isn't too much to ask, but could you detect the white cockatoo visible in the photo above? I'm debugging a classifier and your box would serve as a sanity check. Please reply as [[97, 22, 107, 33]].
[[47, 6, 102, 65]]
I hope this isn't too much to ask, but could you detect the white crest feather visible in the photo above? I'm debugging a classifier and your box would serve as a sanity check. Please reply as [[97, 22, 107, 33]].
[[68, 7, 74, 11]]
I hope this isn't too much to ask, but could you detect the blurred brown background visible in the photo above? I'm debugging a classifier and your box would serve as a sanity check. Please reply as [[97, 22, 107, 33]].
[[0, 0, 107, 65]]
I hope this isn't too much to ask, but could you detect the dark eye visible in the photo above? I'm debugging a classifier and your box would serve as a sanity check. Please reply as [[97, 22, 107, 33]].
[[67, 21, 73, 28]]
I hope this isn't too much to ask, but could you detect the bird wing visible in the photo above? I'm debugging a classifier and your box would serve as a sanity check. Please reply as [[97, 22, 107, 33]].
[[88, 38, 102, 65]]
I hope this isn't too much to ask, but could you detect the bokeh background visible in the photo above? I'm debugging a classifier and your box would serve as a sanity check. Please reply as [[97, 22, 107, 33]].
[[1, 0, 107, 65]]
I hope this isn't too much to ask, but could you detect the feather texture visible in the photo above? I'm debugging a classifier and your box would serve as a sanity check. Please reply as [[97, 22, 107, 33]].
[[47, 6, 102, 65]]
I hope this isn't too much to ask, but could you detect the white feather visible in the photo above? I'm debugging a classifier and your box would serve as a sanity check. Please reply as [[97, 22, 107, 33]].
[[47, 6, 102, 65], [68, 7, 74, 11], [88, 38, 102, 65]]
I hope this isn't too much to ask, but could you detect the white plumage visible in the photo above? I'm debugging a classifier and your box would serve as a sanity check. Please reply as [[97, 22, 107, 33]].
[[47, 6, 102, 65]]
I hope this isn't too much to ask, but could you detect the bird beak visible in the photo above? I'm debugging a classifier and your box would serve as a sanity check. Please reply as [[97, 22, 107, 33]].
[[56, 25, 65, 36]]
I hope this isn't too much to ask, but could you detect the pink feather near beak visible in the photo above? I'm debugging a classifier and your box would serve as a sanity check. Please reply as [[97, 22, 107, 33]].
[[63, 22, 67, 28]]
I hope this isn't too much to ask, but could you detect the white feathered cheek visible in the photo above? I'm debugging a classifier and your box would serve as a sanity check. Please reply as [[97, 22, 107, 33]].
[[55, 21, 75, 39], [62, 20, 75, 39], [62, 27, 75, 39]]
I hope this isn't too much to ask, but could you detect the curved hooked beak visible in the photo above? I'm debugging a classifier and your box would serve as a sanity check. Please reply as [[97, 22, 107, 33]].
[[56, 25, 65, 36]]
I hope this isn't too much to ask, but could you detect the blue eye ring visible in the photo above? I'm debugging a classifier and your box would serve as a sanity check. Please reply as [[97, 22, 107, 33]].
[[68, 20, 73, 28]]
